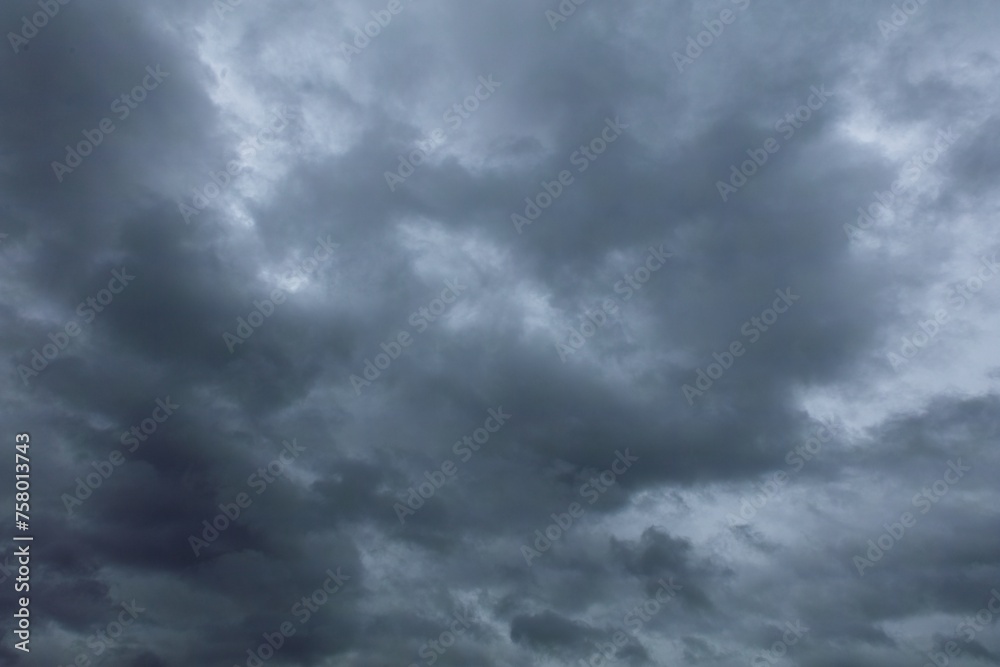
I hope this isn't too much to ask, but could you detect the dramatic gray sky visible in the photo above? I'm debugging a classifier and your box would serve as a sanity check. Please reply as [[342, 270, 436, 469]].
[[2, 1, 1000, 666]]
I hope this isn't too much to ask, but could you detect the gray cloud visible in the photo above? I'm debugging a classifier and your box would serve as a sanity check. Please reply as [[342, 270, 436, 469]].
[[1, 0, 999, 665]]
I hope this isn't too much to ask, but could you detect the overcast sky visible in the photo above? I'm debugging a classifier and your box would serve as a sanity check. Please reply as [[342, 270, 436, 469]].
[[2, 1, 1000, 666]]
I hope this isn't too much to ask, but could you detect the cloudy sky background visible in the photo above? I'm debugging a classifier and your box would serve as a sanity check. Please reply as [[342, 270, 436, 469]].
[[2, 0, 1000, 665]]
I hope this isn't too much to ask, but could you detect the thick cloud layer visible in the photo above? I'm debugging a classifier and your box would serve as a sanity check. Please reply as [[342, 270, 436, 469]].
[[1, 1, 999, 666]]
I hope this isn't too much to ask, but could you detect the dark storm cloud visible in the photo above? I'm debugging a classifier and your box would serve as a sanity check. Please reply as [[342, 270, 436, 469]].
[[1, 0, 999, 665], [509, 609, 597, 652]]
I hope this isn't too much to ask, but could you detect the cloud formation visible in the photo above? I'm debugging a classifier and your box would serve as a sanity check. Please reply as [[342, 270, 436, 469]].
[[1, 0, 999, 665]]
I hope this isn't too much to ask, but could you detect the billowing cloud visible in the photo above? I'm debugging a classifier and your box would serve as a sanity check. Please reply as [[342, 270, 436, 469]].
[[1, 0, 999, 665]]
